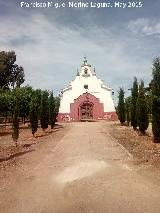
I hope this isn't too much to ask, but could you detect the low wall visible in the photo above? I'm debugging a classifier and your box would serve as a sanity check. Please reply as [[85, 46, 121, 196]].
[[57, 112, 118, 122]]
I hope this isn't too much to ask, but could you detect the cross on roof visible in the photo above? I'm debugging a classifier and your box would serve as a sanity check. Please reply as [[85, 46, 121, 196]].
[[84, 56, 87, 64]]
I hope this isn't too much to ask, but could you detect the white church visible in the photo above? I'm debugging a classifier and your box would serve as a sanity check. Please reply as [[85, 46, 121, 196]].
[[57, 58, 117, 122]]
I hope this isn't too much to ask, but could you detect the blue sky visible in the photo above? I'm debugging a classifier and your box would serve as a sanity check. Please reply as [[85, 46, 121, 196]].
[[0, 0, 160, 101]]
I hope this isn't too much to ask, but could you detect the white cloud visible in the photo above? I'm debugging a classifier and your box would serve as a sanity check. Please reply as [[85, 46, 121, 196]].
[[0, 13, 155, 99], [128, 18, 160, 36]]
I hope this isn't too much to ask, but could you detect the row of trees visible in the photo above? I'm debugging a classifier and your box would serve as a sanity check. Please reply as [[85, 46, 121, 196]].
[[0, 50, 60, 145], [117, 57, 160, 143], [0, 87, 60, 144]]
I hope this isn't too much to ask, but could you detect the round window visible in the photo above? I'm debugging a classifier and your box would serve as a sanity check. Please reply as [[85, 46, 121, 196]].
[[84, 85, 88, 89]]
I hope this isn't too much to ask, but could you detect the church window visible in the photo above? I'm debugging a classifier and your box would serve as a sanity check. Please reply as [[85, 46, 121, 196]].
[[84, 85, 88, 89]]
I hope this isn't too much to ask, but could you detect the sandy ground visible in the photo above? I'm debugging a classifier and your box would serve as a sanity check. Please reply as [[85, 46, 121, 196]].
[[1, 121, 160, 213], [108, 122, 160, 167]]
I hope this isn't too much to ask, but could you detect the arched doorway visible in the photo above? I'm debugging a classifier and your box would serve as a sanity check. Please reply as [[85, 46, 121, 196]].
[[70, 93, 104, 121], [80, 102, 93, 120]]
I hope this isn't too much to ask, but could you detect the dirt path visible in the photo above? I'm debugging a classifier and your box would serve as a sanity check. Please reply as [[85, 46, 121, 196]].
[[1, 122, 160, 213]]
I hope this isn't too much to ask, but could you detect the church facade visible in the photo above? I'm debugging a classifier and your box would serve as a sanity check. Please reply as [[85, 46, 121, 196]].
[[58, 58, 117, 122]]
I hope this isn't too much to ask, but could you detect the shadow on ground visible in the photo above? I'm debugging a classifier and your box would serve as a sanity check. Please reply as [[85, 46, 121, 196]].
[[0, 149, 34, 162]]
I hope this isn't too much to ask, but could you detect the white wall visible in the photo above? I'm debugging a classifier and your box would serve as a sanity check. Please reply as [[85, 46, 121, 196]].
[[59, 62, 115, 113]]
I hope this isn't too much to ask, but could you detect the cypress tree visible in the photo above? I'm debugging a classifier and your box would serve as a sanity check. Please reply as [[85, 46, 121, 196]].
[[30, 94, 38, 136], [151, 57, 160, 142], [54, 96, 60, 123], [146, 90, 153, 123], [40, 91, 49, 131], [34, 89, 42, 120], [117, 88, 126, 124], [49, 92, 55, 129], [12, 89, 20, 146], [136, 81, 149, 134], [125, 96, 131, 126], [131, 77, 138, 130]]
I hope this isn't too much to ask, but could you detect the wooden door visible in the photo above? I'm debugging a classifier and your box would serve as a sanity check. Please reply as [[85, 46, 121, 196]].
[[80, 102, 93, 120]]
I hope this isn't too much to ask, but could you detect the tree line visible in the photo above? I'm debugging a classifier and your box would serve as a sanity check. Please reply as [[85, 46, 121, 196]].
[[117, 57, 160, 143], [0, 50, 60, 146]]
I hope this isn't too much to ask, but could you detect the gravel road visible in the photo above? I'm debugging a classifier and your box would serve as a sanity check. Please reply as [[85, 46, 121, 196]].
[[1, 122, 160, 213]]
